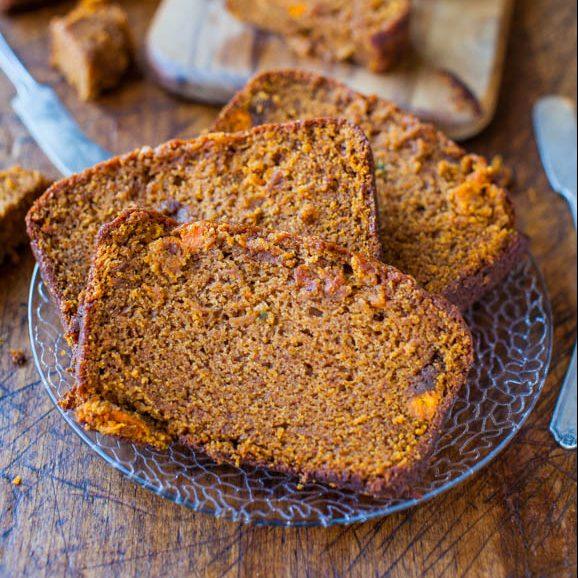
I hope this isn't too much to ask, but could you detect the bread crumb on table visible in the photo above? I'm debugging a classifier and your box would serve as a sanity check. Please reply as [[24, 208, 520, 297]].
[[12, 476, 22, 486], [10, 349, 28, 367]]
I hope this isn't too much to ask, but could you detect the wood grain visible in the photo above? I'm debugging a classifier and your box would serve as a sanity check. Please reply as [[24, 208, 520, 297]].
[[146, 0, 514, 140], [0, 0, 576, 577]]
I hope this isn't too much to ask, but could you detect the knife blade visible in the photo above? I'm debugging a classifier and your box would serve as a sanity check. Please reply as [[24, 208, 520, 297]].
[[534, 96, 578, 451], [0, 31, 110, 177], [534, 97, 578, 226]]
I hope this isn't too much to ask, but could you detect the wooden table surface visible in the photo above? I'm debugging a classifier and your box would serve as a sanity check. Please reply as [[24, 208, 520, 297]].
[[0, 1, 575, 577]]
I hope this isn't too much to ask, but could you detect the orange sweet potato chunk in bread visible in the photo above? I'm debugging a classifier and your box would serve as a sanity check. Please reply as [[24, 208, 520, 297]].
[[71, 209, 474, 498], [214, 70, 527, 310], [26, 119, 381, 339]]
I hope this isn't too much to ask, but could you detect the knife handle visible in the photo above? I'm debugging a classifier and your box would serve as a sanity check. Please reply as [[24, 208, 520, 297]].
[[550, 193, 577, 450], [550, 345, 577, 450]]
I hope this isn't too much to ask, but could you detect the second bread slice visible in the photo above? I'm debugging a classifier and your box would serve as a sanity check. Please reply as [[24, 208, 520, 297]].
[[70, 209, 474, 498], [27, 119, 380, 339]]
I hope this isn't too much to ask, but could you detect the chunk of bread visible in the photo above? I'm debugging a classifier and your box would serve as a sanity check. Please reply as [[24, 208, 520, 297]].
[[50, 0, 133, 101], [226, 0, 411, 72], [0, 166, 50, 265]]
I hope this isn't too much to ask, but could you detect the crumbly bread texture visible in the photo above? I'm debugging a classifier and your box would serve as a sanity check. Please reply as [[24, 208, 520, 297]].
[[50, 0, 133, 101], [0, 167, 50, 265], [27, 119, 381, 339], [214, 70, 527, 310], [70, 209, 474, 498], [226, 0, 410, 72]]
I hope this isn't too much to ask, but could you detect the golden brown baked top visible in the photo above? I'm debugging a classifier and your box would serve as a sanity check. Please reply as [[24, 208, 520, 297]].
[[27, 119, 381, 337], [226, 0, 410, 71], [72, 209, 474, 498], [214, 70, 525, 309]]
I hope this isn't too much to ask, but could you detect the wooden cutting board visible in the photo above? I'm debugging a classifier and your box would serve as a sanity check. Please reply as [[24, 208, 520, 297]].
[[146, 0, 515, 140]]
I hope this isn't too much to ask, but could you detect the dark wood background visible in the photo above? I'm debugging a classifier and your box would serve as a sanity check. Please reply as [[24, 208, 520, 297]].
[[0, 1, 576, 576]]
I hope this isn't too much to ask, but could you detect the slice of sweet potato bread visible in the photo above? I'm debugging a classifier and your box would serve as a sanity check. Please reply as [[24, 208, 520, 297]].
[[226, 0, 411, 72], [27, 119, 381, 339], [214, 70, 527, 310], [71, 209, 474, 498]]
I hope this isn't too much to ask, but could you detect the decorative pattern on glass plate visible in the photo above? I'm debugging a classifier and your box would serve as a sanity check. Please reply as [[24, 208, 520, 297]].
[[29, 257, 553, 527]]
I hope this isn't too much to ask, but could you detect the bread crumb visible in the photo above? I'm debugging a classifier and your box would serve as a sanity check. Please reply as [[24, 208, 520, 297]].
[[10, 349, 27, 367], [12, 476, 22, 486]]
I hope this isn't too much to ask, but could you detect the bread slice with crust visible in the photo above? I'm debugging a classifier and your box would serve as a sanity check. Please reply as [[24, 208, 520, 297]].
[[26, 118, 381, 340], [0, 166, 50, 265], [226, 0, 411, 72], [214, 70, 527, 310], [70, 209, 474, 498]]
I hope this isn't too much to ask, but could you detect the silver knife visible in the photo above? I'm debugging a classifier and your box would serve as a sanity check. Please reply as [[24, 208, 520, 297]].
[[534, 96, 578, 451], [0, 31, 110, 177]]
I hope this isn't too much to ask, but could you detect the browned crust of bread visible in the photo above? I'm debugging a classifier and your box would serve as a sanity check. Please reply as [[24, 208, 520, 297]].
[[443, 232, 529, 311], [49, 0, 134, 101], [226, 0, 410, 72], [26, 118, 382, 341], [72, 208, 473, 499], [213, 69, 357, 133], [28, 233, 74, 340], [214, 69, 526, 311], [361, 2, 411, 72]]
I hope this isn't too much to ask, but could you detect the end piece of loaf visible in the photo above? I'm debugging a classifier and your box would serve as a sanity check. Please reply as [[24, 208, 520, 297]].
[[71, 209, 474, 498], [27, 119, 381, 339], [226, 0, 411, 72], [214, 70, 527, 310]]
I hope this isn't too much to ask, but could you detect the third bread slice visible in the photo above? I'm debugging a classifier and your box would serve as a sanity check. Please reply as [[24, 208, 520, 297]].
[[214, 70, 527, 310]]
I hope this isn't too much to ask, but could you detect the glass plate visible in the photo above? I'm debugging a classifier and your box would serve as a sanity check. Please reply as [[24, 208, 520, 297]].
[[28, 257, 553, 527]]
